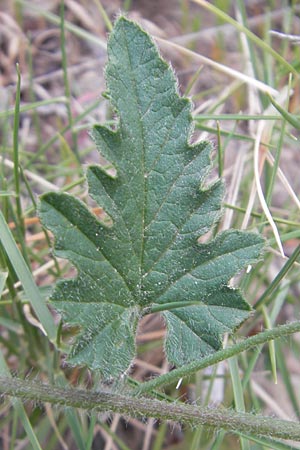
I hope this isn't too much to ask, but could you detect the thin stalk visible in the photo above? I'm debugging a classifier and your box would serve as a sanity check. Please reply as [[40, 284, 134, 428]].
[[1, 376, 300, 441], [238, 433, 300, 450], [254, 245, 300, 310], [25, 99, 101, 168], [265, 98, 289, 208], [0, 97, 67, 119], [192, 0, 298, 76], [13, 64, 24, 237], [133, 321, 300, 394], [27, 41, 43, 149], [195, 114, 300, 120], [216, 121, 223, 177], [228, 356, 249, 450], [224, 203, 300, 228], [268, 92, 300, 129], [0, 352, 43, 450], [16, 0, 106, 49], [99, 423, 132, 450], [20, 168, 61, 276], [210, 431, 225, 450], [184, 66, 203, 96], [93, 0, 113, 31], [60, 1, 79, 160], [195, 123, 257, 143], [236, 0, 259, 81], [0, 209, 57, 342], [190, 365, 219, 450], [276, 341, 300, 419], [123, 0, 132, 11], [152, 422, 168, 450], [262, 305, 277, 384], [10, 410, 18, 450]]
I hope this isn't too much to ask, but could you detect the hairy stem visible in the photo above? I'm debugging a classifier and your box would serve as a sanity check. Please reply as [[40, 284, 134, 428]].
[[1, 376, 300, 441], [134, 321, 300, 394]]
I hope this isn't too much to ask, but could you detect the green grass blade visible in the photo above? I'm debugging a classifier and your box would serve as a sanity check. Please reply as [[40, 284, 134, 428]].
[[0, 210, 57, 342], [194, 114, 300, 120], [228, 356, 250, 450], [276, 341, 300, 419], [0, 272, 8, 294], [60, 0, 79, 160], [238, 432, 300, 450], [13, 64, 24, 237], [0, 352, 43, 450], [192, 0, 298, 76], [254, 245, 300, 310], [93, 0, 113, 31], [84, 414, 97, 450], [268, 93, 300, 129], [99, 423, 132, 450], [152, 422, 168, 450], [262, 306, 277, 384], [265, 112, 287, 207], [0, 97, 68, 119], [25, 98, 101, 169], [235, 0, 259, 80], [16, 0, 106, 49], [54, 373, 88, 450], [64, 409, 87, 450]]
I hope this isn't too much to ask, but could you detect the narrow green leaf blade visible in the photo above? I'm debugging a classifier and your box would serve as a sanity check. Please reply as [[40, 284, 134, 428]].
[[39, 17, 264, 378], [0, 271, 8, 296], [0, 210, 57, 342]]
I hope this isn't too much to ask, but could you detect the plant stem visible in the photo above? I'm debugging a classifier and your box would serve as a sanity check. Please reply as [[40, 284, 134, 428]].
[[60, 0, 79, 160], [13, 64, 25, 240], [1, 376, 300, 441], [133, 321, 300, 394]]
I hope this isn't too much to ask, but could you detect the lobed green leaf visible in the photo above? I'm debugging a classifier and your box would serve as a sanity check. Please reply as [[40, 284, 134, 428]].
[[39, 17, 264, 379]]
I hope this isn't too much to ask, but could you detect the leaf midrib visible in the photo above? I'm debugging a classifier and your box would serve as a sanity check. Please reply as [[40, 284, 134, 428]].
[[143, 152, 213, 276], [121, 23, 147, 301]]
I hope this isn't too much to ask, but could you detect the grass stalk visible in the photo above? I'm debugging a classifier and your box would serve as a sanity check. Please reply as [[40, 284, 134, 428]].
[[0, 352, 43, 450], [60, 0, 79, 160], [12, 64, 24, 237], [254, 245, 300, 309], [0, 210, 57, 342], [192, 0, 298, 76]]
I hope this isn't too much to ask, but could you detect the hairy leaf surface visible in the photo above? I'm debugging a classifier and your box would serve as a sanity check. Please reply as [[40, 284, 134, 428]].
[[39, 17, 264, 379]]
